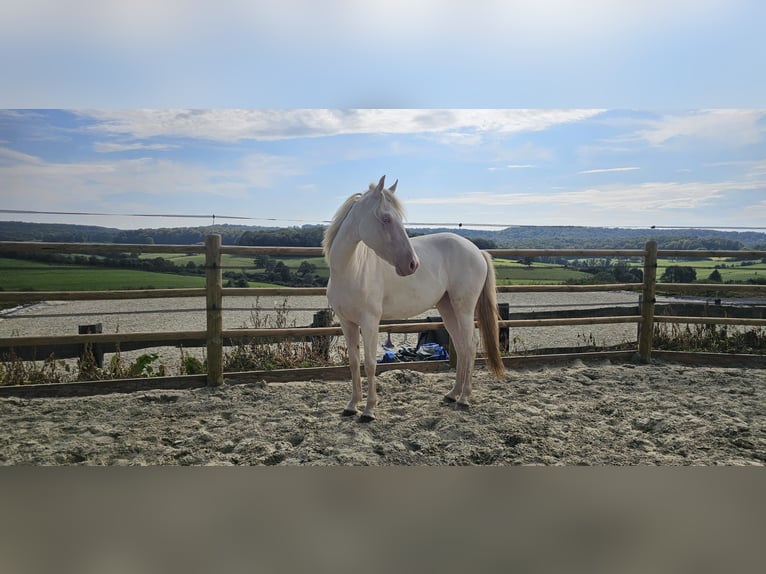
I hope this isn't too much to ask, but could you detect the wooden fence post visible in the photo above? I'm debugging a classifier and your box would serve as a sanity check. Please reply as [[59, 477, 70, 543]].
[[498, 302, 510, 352], [638, 240, 658, 362], [205, 234, 224, 386], [78, 323, 103, 368], [311, 308, 334, 360]]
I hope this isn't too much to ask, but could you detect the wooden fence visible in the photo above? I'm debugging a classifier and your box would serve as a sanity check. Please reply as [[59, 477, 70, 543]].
[[1, 237, 765, 396]]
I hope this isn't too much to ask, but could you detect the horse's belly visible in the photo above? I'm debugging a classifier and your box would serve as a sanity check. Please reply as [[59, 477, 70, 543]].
[[380, 282, 443, 320]]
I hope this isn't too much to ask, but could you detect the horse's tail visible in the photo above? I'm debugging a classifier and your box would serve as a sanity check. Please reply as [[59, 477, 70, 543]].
[[477, 251, 506, 379]]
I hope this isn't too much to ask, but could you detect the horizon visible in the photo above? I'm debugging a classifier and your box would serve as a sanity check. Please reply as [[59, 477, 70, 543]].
[[3, 218, 766, 239]]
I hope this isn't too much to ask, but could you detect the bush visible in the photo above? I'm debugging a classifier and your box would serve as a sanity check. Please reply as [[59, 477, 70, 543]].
[[223, 298, 340, 372], [660, 266, 697, 283], [652, 323, 766, 354]]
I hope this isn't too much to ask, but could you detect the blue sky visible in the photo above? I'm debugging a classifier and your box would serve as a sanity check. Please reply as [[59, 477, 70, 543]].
[[1, 2, 764, 231], [2, 109, 765, 230]]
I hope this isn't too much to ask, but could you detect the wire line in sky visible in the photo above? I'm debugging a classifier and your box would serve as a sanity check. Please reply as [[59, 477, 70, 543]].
[[2, 209, 766, 231]]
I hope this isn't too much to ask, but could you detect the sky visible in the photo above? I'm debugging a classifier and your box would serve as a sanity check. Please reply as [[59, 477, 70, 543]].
[[1, 1, 765, 231], [2, 108, 766, 230]]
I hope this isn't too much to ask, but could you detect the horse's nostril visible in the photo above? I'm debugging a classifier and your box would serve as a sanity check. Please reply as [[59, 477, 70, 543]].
[[410, 259, 418, 271]]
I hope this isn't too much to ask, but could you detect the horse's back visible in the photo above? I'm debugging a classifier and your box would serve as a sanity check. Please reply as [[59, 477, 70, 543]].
[[412, 232, 487, 278], [411, 232, 488, 299]]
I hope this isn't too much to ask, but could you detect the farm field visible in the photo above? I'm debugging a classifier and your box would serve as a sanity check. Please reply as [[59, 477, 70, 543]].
[[148, 253, 596, 285], [0, 258, 205, 291], [570, 256, 766, 283], [655, 257, 765, 282], [2, 253, 764, 296], [139, 253, 330, 281], [492, 258, 593, 284]]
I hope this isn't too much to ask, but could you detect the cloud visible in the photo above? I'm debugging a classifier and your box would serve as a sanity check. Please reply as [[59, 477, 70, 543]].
[[74, 109, 605, 143], [578, 167, 640, 174], [488, 164, 536, 171], [93, 142, 178, 153], [0, 147, 305, 211], [408, 178, 764, 213], [0, 146, 44, 166], [633, 110, 766, 147]]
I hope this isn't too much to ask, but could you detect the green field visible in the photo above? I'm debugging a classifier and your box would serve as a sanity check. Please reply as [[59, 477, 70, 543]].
[[569, 256, 765, 283], [2, 253, 763, 295], [652, 258, 765, 282], [493, 258, 594, 284], [141, 253, 331, 280], [0, 258, 205, 291], [138, 253, 588, 285]]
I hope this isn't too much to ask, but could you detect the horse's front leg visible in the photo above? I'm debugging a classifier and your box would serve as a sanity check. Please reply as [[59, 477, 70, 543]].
[[359, 322, 381, 422], [340, 319, 362, 417]]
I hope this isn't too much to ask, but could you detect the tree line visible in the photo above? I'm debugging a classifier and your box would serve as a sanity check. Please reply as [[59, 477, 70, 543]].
[[4, 221, 766, 249]]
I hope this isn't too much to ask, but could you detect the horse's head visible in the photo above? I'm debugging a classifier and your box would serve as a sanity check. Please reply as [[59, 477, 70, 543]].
[[358, 175, 420, 276]]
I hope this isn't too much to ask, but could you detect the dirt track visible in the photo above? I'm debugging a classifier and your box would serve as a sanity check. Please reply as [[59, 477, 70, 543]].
[[1, 359, 763, 465]]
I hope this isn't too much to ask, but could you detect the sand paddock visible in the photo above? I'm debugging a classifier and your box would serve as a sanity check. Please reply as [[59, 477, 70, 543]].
[[1, 358, 764, 466]]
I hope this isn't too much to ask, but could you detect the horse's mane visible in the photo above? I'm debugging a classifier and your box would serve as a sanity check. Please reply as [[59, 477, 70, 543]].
[[322, 183, 405, 259], [323, 193, 362, 258]]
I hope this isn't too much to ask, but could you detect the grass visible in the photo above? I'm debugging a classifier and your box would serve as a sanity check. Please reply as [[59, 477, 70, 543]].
[[571, 256, 766, 283], [493, 258, 594, 284], [3, 252, 764, 294], [222, 298, 343, 372], [0, 348, 197, 386], [158, 252, 613, 285], [652, 258, 765, 282], [140, 252, 330, 284], [652, 323, 766, 354], [0, 257, 205, 291], [143, 252, 328, 271]]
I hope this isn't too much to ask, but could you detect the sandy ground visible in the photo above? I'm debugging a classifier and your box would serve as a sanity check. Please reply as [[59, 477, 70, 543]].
[[1, 358, 764, 466]]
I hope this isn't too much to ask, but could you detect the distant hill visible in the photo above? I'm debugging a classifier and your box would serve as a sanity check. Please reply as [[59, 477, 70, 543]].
[[419, 226, 766, 250], [1, 220, 765, 250], [0, 222, 257, 245], [0, 221, 120, 243]]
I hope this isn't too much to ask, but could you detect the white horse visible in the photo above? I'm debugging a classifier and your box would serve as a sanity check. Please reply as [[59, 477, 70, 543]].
[[323, 175, 505, 422]]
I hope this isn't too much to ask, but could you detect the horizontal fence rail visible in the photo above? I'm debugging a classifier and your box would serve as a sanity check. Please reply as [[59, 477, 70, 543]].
[[1, 238, 765, 394]]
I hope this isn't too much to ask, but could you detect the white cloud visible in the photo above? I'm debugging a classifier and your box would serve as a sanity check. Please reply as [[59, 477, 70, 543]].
[[74, 109, 605, 143], [0, 146, 44, 165], [93, 142, 178, 153], [408, 179, 764, 213], [578, 167, 640, 174], [634, 110, 766, 147], [488, 165, 536, 172], [0, 147, 304, 211]]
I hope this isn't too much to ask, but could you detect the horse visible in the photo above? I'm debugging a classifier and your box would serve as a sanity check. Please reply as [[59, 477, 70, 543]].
[[323, 175, 506, 422]]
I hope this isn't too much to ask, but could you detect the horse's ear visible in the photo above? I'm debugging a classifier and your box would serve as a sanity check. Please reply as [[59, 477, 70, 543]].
[[389, 179, 398, 193], [375, 175, 386, 193]]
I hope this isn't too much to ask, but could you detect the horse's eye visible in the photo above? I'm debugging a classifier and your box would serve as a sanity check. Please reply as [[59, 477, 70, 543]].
[[381, 214, 392, 224]]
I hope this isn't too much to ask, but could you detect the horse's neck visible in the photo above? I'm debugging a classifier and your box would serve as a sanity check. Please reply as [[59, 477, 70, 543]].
[[327, 210, 376, 278]]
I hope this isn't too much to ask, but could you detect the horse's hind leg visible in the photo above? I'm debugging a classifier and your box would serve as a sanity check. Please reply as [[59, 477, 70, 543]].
[[437, 296, 476, 407], [339, 319, 362, 417]]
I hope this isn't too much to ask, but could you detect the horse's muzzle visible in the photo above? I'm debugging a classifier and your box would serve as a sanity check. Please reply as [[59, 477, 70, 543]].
[[396, 255, 420, 276]]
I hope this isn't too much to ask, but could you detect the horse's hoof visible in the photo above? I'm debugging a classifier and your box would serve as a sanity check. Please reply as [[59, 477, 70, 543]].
[[341, 409, 358, 418], [455, 402, 470, 411], [443, 395, 457, 404], [359, 414, 375, 423]]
